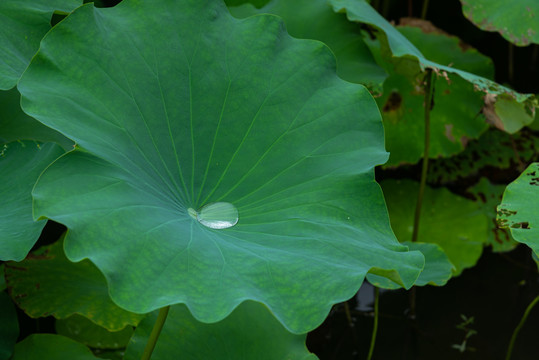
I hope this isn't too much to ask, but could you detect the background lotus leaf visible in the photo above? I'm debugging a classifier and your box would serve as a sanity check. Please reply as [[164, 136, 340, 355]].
[[18, 0, 424, 333], [0, 141, 63, 261], [373, 23, 491, 165], [0, 0, 81, 90], [497, 162, 539, 256], [55, 314, 134, 350], [427, 127, 539, 184], [460, 0, 539, 46], [0, 88, 72, 148], [228, 0, 387, 90], [381, 179, 487, 276], [367, 241, 454, 288], [329, 0, 537, 134], [5, 238, 143, 331], [124, 302, 318, 360], [11, 334, 99, 360]]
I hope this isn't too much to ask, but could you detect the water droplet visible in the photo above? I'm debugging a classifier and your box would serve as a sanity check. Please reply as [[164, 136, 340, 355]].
[[188, 202, 238, 229]]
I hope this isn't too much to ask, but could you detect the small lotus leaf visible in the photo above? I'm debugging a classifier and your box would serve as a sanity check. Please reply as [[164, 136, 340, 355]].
[[460, 0, 539, 46], [0, 0, 81, 90], [381, 179, 487, 276], [124, 302, 318, 360], [11, 334, 98, 360], [18, 0, 424, 333], [5, 238, 143, 331], [497, 162, 539, 256], [0, 141, 64, 261], [367, 241, 454, 288], [56, 314, 134, 350]]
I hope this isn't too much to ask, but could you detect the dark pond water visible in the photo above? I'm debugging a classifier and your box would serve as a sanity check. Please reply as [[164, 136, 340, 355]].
[[307, 245, 539, 360]]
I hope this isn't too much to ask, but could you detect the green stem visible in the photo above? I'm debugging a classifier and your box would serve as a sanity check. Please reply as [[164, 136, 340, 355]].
[[506, 295, 539, 360], [421, 0, 430, 19], [411, 69, 434, 244], [141, 306, 171, 360], [366, 287, 380, 360]]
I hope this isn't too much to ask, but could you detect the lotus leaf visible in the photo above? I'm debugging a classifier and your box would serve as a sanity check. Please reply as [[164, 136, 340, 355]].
[[373, 23, 491, 165], [460, 0, 539, 46], [124, 302, 317, 360], [228, 0, 387, 90], [329, 0, 537, 134], [18, 0, 424, 333], [367, 241, 454, 288], [497, 162, 539, 256], [0, 0, 81, 90], [55, 314, 134, 349], [0, 141, 63, 261], [381, 179, 487, 276], [0, 88, 72, 148], [5, 238, 143, 331], [11, 334, 98, 360]]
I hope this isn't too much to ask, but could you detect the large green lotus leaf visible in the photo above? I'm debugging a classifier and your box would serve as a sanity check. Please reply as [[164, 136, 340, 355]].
[[366, 23, 492, 165], [11, 334, 99, 360], [0, 141, 63, 261], [0, 88, 73, 148], [124, 302, 317, 360], [329, 0, 537, 134], [468, 178, 517, 253], [56, 314, 134, 349], [381, 179, 487, 276], [0, 291, 18, 360], [497, 162, 539, 256], [0, 0, 81, 90], [4, 238, 143, 331], [228, 0, 388, 90], [367, 241, 454, 288], [460, 0, 539, 46], [18, 0, 424, 333]]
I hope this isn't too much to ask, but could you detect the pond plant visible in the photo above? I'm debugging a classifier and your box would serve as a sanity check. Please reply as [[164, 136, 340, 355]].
[[0, 0, 537, 359]]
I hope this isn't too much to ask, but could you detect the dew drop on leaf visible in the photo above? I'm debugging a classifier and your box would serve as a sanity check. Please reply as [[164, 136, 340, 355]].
[[188, 202, 239, 230]]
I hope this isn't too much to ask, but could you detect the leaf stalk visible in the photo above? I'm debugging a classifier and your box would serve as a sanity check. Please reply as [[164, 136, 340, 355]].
[[505, 295, 539, 360], [366, 287, 380, 360], [141, 305, 171, 360]]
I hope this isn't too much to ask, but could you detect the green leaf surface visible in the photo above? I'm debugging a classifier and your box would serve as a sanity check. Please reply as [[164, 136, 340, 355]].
[[18, 0, 424, 333], [497, 162, 539, 256], [0, 291, 19, 360], [56, 314, 134, 349], [329, 0, 537, 134], [468, 178, 517, 252], [374, 23, 491, 165], [11, 334, 99, 360], [368, 241, 454, 288], [460, 0, 539, 46], [5, 238, 143, 331], [0, 141, 64, 261], [0, 0, 81, 90], [382, 179, 487, 276], [228, 0, 387, 90], [124, 301, 318, 360], [0, 88, 73, 148]]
